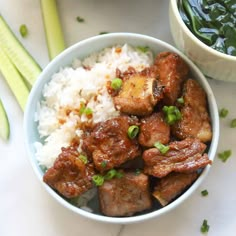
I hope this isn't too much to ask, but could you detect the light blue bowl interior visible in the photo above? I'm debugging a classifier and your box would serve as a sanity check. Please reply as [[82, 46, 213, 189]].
[[24, 33, 219, 224]]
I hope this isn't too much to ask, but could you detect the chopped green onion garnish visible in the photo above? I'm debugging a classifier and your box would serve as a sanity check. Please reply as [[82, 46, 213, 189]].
[[92, 175, 104, 186], [136, 46, 150, 53], [200, 219, 210, 233], [101, 161, 107, 168], [76, 16, 85, 23], [177, 97, 184, 104], [19, 24, 28, 37], [219, 108, 228, 118], [84, 107, 93, 115], [154, 142, 170, 154], [111, 78, 122, 90], [127, 125, 139, 139], [201, 189, 208, 196], [230, 118, 236, 128], [99, 31, 109, 35], [218, 150, 232, 162], [162, 105, 182, 125], [104, 169, 117, 180], [78, 154, 88, 164], [115, 171, 124, 179], [135, 169, 141, 175]]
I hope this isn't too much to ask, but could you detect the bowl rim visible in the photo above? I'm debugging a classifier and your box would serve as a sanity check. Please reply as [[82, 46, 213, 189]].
[[170, 0, 236, 61], [24, 32, 220, 224]]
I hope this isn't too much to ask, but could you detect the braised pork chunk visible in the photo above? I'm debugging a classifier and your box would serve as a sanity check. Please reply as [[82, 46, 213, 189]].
[[155, 52, 189, 105], [153, 172, 198, 206], [143, 138, 211, 178], [98, 171, 152, 216], [43, 146, 95, 198], [172, 79, 212, 143], [113, 74, 163, 116], [82, 116, 141, 172], [138, 112, 170, 147]]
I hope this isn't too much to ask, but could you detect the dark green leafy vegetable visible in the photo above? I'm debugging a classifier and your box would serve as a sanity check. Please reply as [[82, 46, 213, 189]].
[[218, 150, 232, 162], [178, 0, 236, 56], [201, 219, 210, 233], [19, 24, 28, 37]]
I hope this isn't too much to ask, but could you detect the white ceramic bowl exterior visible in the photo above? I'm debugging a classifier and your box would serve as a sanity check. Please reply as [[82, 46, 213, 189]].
[[24, 33, 219, 224], [169, 0, 236, 82]]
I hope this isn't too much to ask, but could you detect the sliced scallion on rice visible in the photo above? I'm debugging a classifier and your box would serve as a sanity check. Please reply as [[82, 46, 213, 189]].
[[111, 78, 122, 90]]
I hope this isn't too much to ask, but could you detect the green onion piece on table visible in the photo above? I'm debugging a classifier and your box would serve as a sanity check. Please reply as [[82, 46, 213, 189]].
[[76, 16, 85, 23], [218, 150, 232, 162], [40, 0, 66, 60], [154, 141, 170, 154], [127, 125, 139, 139], [111, 78, 122, 90], [201, 189, 208, 197], [19, 24, 28, 38], [230, 118, 236, 128], [219, 108, 229, 118], [200, 219, 210, 233]]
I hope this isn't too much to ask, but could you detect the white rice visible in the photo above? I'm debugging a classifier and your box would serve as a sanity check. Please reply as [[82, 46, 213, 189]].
[[35, 44, 153, 168]]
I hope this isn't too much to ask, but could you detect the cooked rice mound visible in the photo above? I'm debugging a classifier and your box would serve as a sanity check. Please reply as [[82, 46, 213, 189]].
[[34, 44, 154, 168]]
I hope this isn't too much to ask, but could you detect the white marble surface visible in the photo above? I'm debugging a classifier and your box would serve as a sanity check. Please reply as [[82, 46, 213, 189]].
[[0, 0, 236, 235]]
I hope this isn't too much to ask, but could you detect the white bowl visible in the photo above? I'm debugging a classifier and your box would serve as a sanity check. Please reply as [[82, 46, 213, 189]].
[[24, 33, 219, 224], [169, 0, 236, 82]]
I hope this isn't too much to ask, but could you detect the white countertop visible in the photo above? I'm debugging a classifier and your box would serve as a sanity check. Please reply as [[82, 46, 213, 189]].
[[1, 0, 236, 235]]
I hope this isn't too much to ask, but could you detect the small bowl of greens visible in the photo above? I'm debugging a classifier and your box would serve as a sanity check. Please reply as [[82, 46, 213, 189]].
[[169, 0, 236, 81]]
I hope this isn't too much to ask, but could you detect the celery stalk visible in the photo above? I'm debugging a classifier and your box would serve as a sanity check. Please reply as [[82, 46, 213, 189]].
[[0, 15, 42, 88], [0, 45, 29, 111], [40, 0, 66, 60], [0, 99, 10, 141]]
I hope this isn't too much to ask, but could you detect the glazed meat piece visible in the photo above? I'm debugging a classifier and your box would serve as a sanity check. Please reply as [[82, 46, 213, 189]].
[[138, 112, 170, 147], [43, 146, 95, 198], [143, 137, 212, 178], [98, 171, 152, 216], [155, 52, 189, 105], [113, 74, 163, 116], [153, 172, 198, 206], [82, 116, 141, 172], [172, 79, 212, 143]]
